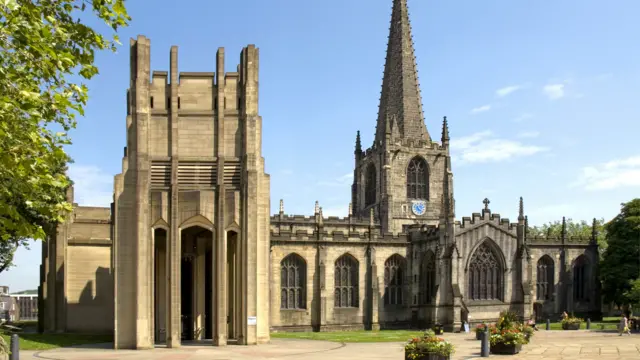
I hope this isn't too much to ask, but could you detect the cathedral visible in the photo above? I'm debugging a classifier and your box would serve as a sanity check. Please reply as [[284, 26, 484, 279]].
[[38, 0, 601, 350]]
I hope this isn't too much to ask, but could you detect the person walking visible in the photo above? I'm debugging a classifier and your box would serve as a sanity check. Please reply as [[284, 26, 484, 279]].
[[619, 314, 631, 336]]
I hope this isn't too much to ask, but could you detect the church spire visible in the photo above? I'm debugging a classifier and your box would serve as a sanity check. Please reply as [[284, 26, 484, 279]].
[[375, 0, 430, 145]]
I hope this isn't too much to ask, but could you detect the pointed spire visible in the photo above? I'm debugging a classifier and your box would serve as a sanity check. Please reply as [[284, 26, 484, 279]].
[[279, 199, 284, 214], [591, 218, 598, 244], [561, 216, 567, 242], [524, 215, 529, 243], [441, 116, 450, 145], [314, 201, 320, 215], [370, 207, 375, 227], [355, 130, 362, 154], [518, 197, 524, 221], [348, 202, 353, 217], [374, 0, 430, 145]]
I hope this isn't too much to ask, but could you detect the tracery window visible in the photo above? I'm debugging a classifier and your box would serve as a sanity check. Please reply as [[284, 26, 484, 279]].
[[334, 254, 359, 308], [573, 255, 588, 302], [407, 156, 429, 199], [419, 251, 436, 304], [280, 254, 306, 309], [384, 255, 405, 306], [468, 241, 503, 301], [365, 164, 376, 206], [536, 255, 554, 301]]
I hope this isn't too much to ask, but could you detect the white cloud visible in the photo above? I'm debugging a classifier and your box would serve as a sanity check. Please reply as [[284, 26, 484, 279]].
[[450, 131, 548, 164], [317, 173, 353, 187], [514, 113, 534, 123], [543, 83, 565, 100], [527, 204, 578, 225], [470, 104, 491, 114], [496, 85, 522, 98], [67, 164, 113, 207], [517, 131, 540, 139], [571, 155, 640, 191]]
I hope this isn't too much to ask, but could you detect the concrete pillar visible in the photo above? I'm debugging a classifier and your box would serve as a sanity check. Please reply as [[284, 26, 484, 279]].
[[166, 43, 181, 349], [194, 237, 206, 340]]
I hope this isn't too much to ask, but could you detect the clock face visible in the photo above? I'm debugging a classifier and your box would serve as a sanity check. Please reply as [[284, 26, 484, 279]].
[[411, 201, 426, 216]]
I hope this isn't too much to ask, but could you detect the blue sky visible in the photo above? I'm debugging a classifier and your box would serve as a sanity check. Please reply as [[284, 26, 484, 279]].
[[2, 0, 640, 292]]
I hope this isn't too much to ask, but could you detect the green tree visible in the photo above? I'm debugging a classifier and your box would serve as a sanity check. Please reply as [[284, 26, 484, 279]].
[[624, 278, 640, 309], [527, 218, 607, 251], [0, 0, 129, 242], [600, 199, 640, 306]]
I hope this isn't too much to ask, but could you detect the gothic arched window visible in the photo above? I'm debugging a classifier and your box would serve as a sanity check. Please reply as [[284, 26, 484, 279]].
[[468, 241, 503, 301], [536, 255, 554, 301], [420, 251, 436, 304], [384, 254, 405, 306], [407, 156, 429, 200], [280, 254, 306, 309], [335, 254, 359, 308], [573, 255, 589, 302], [365, 164, 376, 206]]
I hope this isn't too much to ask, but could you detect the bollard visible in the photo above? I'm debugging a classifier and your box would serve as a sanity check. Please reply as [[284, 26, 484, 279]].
[[546, 318, 550, 331], [480, 325, 490, 357], [586, 318, 591, 330], [9, 333, 19, 360]]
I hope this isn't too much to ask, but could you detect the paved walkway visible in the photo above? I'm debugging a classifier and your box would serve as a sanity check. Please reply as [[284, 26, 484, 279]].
[[20, 330, 640, 360]]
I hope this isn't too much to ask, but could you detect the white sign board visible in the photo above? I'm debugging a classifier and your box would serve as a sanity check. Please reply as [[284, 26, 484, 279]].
[[247, 316, 257, 326]]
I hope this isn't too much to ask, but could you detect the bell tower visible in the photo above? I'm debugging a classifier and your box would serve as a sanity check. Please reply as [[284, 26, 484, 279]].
[[351, 0, 453, 234]]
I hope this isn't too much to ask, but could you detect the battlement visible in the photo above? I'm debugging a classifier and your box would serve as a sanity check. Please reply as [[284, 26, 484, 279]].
[[527, 234, 592, 245], [457, 210, 518, 232], [360, 139, 445, 159]]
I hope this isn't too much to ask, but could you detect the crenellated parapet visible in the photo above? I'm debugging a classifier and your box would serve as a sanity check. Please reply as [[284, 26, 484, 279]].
[[270, 200, 415, 244], [455, 207, 519, 234], [527, 235, 592, 245]]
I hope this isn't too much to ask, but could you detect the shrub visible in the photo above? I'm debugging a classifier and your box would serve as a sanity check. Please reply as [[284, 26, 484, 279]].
[[561, 316, 583, 325], [405, 332, 455, 358]]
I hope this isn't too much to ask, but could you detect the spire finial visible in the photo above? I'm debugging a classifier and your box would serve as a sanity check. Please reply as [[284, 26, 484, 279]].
[[279, 199, 284, 214], [591, 218, 598, 244], [349, 202, 353, 217], [561, 216, 567, 239], [314, 201, 319, 215], [518, 197, 524, 221], [374, 0, 430, 145], [369, 207, 375, 226], [355, 130, 362, 154], [441, 116, 450, 145]]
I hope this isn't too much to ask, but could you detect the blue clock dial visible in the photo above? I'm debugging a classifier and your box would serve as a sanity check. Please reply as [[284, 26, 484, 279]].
[[411, 201, 426, 216]]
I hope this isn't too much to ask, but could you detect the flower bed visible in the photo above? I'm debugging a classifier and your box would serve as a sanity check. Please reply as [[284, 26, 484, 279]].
[[561, 316, 582, 330], [405, 330, 454, 360], [487, 311, 530, 355], [473, 324, 486, 340]]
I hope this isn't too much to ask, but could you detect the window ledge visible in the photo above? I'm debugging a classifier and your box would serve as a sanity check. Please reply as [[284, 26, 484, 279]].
[[467, 300, 505, 306], [279, 308, 307, 312]]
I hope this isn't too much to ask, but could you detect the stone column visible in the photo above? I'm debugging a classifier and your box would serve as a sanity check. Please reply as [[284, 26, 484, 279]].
[[194, 236, 206, 340], [166, 44, 181, 349]]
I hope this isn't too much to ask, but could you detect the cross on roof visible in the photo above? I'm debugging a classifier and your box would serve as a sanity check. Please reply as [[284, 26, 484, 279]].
[[483, 198, 490, 211]]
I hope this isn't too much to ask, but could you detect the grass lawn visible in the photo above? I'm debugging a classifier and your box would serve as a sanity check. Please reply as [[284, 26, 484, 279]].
[[271, 317, 624, 343], [271, 329, 425, 342], [0, 332, 113, 351]]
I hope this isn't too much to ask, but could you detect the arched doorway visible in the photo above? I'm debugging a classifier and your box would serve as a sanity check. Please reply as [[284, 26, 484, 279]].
[[180, 226, 214, 342]]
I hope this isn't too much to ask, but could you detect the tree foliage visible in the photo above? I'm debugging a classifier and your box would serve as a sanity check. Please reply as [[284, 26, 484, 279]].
[[527, 218, 607, 251], [624, 278, 640, 309], [600, 199, 640, 306], [0, 0, 129, 242]]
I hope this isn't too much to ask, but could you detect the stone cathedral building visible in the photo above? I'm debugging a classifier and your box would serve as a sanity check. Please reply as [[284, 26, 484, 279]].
[[38, 0, 601, 350]]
